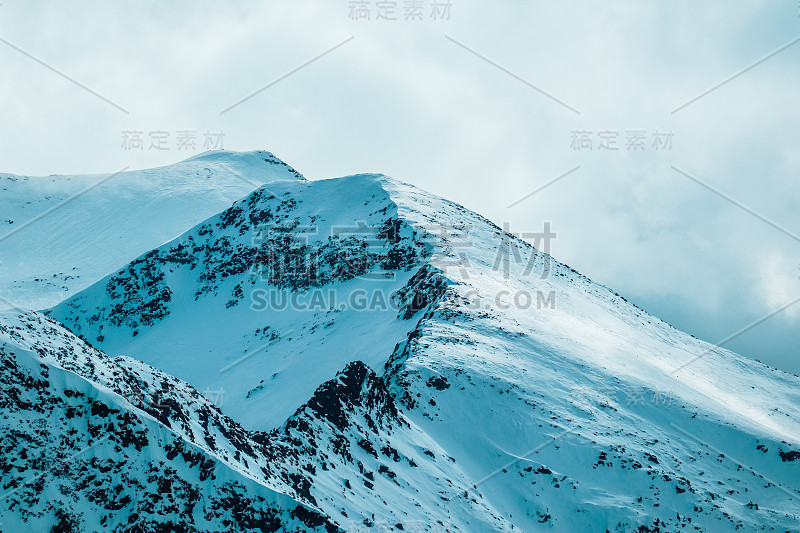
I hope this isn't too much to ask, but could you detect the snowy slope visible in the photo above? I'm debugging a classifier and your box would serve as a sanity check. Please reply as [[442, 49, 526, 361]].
[[47, 175, 432, 429], [0, 150, 304, 311], [0, 310, 337, 532], [0, 311, 511, 531], [46, 163, 800, 531]]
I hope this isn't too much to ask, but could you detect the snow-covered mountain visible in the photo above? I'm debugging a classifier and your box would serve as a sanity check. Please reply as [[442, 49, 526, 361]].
[[0, 151, 304, 311], [2, 151, 799, 531], [0, 310, 337, 532]]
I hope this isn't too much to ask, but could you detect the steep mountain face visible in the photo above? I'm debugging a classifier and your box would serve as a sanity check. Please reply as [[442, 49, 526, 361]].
[[7, 152, 800, 530], [265, 360, 513, 531], [0, 310, 337, 532], [0, 150, 304, 311], [0, 311, 509, 531], [48, 175, 435, 429]]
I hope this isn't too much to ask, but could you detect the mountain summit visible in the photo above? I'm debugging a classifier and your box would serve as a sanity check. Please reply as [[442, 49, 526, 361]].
[[0, 150, 304, 311]]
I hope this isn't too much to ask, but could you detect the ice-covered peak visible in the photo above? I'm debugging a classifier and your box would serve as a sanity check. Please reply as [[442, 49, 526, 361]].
[[177, 149, 306, 182], [15, 157, 800, 531], [0, 151, 306, 311]]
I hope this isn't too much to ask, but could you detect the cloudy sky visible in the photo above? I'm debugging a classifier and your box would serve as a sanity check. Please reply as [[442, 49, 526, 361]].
[[1, 1, 798, 373]]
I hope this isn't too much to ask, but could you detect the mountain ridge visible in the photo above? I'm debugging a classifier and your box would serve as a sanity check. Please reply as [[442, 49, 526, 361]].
[[0, 150, 304, 311], [2, 152, 798, 530]]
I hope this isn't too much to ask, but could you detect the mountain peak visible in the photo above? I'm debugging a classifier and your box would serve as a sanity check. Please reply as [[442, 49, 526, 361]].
[[178, 150, 306, 182], [12, 157, 800, 531]]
